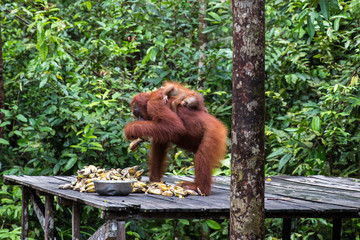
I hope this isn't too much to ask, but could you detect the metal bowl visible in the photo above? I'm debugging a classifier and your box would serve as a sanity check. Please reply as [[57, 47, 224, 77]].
[[93, 180, 134, 196]]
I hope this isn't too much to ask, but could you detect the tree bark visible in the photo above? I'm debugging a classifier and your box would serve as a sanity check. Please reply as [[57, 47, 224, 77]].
[[198, 0, 207, 88], [230, 0, 265, 239]]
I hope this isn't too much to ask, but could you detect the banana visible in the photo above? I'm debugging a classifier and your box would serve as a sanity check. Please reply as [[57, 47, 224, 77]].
[[59, 165, 202, 198], [86, 186, 96, 193], [85, 177, 100, 184], [85, 182, 95, 189], [147, 188, 163, 195], [129, 138, 143, 151], [185, 190, 198, 196], [162, 191, 173, 197], [88, 165, 97, 173]]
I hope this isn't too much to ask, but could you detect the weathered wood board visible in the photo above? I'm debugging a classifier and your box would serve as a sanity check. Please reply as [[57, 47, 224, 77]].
[[3, 175, 360, 219]]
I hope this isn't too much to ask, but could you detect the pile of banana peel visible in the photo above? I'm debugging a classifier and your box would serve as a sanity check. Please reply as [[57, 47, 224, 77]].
[[59, 165, 200, 198]]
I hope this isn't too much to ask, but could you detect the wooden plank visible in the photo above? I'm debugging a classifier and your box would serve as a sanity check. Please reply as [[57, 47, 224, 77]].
[[101, 210, 229, 220], [282, 218, 291, 240], [266, 182, 360, 209], [276, 175, 360, 193], [133, 188, 230, 212], [72, 202, 81, 240], [28, 189, 61, 239], [21, 186, 29, 240], [4, 176, 135, 211], [267, 177, 360, 198], [88, 220, 126, 240], [46, 176, 228, 212], [4, 175, 360, 220], [332, 218, 341, 240], [4, 175, 230, 215], [119, 221, 126, 240], [264, 193, 358, 218], [45, 195, 54, 240], [310, 175, 360, 188], [29, 189, 45, 231]]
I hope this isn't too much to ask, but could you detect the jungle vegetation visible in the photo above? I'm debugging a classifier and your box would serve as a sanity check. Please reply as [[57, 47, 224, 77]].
[[1, 0, 359, 239]]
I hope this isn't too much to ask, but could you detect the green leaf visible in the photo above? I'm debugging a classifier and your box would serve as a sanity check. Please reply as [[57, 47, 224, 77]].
[[141, 53, 150, 65], [16, 114, 27, 122], [36, 25, 45, 50], [317, 144, 326, 161], [40, 127, 53, 132], [70, 145, 83, 149], [311, 116, 321, 132], [202, 26, 217, 34], [267, 148, 285, 159], [111, 92, 122, 99], [85, 1, 92, 10], [284, 128, 299, 132], [178, 219, 190, 225], [39, 43, 48, 61], [0, 121, 10, 127], [0, 109, 10, 117], [53, 163, 61, 175], [39, 76, 48, 88], [334, 18, 340, 31], [0, 138, 10, 145], [317, 15, 325, 32], [208, 12, 222, 22], [278, 153, 292, 171], [149, 47, 159, 62], [90, 142, 103, 148], [174, 151, 182, 161], [64, 157, 77, 171], [307, 15, 315, 41], [319, 0, 330, 20], [206, 220, 221, 230]]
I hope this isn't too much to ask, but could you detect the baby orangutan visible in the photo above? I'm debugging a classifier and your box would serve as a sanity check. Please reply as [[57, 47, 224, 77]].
[[129, 83, 207, 152], [162, 82, 207, 113]]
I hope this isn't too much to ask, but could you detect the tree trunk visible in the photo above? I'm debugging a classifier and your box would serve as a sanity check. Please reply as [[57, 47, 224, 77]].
[[198, 0, 207, 88], [230, 0, 265, 239], [0, 20, 5, 143]]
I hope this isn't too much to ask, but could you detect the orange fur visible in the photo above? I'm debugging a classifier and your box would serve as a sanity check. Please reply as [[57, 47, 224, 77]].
[[162, 82, 208, 113], [124, 86, 228, 195]]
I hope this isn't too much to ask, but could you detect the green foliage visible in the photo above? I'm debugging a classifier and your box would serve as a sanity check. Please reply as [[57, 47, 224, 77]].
[[126, 219, 228, 239], [265, 0, 360, 179], [1, 0, 232, 238], [0, 184, 36, 240], [1, 0, 360, 238], [0, 0, 231, 177]]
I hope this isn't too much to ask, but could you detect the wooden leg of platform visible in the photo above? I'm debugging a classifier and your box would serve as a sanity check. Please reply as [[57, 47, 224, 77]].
[[21, 186, 29, 240], [118, 221, 126, 240], [72, 202, 81, 240], [282, 218, 291, 240], [44, 195, 54, 240], [332, 218, 341, 240], [28, 190, 60, 239], [88, 220, 126, 240]]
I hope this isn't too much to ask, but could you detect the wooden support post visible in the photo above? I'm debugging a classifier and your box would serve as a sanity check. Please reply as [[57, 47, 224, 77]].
[[45, 195, 54, 240], [332, 218, 341, 240], [72, 202, 81, 240], [88, 220, 126, 240], [21, 186, 29, 240], [29, 189, 46, 229], [282, 218, 291, 240], [119, 221, 126, 240], [28, 190, 60, 240], [174, 219, 178, 240]]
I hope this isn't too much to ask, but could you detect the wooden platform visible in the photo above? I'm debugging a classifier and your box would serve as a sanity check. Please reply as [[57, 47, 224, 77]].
[[3, 175, 360, 240]]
